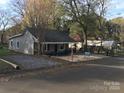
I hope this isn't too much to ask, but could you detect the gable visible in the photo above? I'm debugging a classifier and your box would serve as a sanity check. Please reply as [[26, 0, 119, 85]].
[[9, 30, 37, 42]]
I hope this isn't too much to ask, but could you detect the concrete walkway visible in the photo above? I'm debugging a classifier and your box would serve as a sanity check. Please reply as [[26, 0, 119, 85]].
[[56, 54, 108, 62]]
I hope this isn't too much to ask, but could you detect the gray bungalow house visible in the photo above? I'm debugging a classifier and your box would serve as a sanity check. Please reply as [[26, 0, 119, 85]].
[[9, 28, 75, 55]]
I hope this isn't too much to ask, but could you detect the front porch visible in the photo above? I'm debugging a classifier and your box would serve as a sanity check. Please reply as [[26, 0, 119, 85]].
[[34, 42, 72, 56]]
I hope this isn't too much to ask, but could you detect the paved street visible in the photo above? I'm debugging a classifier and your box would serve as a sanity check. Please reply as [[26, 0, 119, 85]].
[[0, 57, 124, 93]]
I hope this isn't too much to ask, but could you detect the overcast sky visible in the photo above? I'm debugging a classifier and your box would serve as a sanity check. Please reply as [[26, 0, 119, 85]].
[[0, 0, 124, 20]]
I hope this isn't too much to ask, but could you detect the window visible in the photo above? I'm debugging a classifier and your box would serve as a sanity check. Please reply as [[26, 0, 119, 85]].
[[17, 41, 20, 48], [10, 41, 13, 47]]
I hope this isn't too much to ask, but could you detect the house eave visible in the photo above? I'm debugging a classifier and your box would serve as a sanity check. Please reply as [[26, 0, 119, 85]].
[[41, 42, 77, 44], [9, 33, 23, 40]]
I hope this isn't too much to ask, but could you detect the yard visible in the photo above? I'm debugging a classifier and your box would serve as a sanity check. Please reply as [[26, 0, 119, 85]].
[[0, 60, 15, 74], [0, 46, 19, 73], [0, 46, 16, 57], [0, 44, 123, 74]]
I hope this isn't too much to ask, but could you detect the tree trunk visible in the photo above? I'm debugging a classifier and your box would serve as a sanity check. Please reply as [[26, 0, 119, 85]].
[[83, 28, 88, 52], [1, 31, 5, 45], [80, 28, 88, 53]]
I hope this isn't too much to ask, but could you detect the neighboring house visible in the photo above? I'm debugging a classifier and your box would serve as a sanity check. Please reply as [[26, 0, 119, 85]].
[[71, 35, 117, 50], [74, 40, 117, 49], [102, 41, 117, 49], [9, 28, 75, 55]]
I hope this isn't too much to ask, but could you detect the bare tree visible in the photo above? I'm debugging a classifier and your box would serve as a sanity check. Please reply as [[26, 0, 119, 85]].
[[10, 0, 26, 18], [11, 0, 56, 55], [0, 10, 9, 44], [92, 0, 109, 34]]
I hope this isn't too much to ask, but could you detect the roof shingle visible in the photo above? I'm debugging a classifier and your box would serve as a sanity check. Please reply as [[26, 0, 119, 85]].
[[9, 28, 75, 43]]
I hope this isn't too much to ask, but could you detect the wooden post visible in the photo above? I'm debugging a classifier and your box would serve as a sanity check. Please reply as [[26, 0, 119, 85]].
[[71, 45, 74, 62], [41, 43, 44, 55], [37, 42, 41, 55]]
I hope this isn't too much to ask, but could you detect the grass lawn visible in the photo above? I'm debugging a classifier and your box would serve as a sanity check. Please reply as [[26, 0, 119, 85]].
[[0, 61, 15, 74], [0, 46, 18, 73], [0, 47, 10, 56], [0, 47, 17, 57]]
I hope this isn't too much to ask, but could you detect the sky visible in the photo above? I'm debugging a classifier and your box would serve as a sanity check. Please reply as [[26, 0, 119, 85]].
[[0, 0, 10, 9], [0, 0, 124, 20], [0, 0, 9, 5], [106, 0, 124, 19]]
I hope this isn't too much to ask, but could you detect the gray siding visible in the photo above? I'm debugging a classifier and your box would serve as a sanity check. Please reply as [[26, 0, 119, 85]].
[[9, 31, 36, 55]]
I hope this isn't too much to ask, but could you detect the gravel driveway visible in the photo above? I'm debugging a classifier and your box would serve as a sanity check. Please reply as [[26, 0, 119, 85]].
[[2, 55, 61, 70]]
